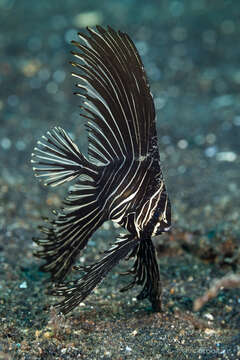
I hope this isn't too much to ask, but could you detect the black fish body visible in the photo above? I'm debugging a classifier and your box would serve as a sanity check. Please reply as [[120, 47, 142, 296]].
[[31, 26, 171, 314]]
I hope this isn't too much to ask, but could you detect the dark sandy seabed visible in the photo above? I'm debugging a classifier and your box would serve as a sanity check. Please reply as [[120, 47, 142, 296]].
[[0, 0, 240, 359]]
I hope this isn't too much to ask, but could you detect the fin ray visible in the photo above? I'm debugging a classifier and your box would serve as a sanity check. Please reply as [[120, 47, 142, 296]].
[[50, 234, 139, 314], [72, 27, 157, 162], [120, 238, 162, 311], [34, 180, 106, 281], [31, 126, 97, 187]]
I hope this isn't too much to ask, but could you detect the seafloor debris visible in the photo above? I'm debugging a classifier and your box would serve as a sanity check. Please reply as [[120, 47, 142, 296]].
[[194, 273, 240, 311]]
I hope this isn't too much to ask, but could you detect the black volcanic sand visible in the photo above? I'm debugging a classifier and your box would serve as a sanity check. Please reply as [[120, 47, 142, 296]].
[[0, 1, 239, 359]]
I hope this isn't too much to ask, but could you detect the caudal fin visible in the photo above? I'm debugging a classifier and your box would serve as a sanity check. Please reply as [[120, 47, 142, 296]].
[[32, 126, 106, 280], [31, 126, 97, 187], [50, 234, 139, 314]]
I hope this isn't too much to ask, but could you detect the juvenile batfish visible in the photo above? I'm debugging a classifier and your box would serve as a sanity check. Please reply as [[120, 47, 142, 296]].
[[31, 26, 171, 314]]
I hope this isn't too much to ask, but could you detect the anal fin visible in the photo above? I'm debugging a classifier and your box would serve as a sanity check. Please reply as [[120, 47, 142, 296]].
[[50, 234, 139, 314]]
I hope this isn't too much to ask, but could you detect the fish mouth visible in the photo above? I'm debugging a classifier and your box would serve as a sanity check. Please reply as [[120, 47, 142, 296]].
[[158, 221, 172, 234], [152, 223, 171, 237], [162, 226, 171, 232]]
